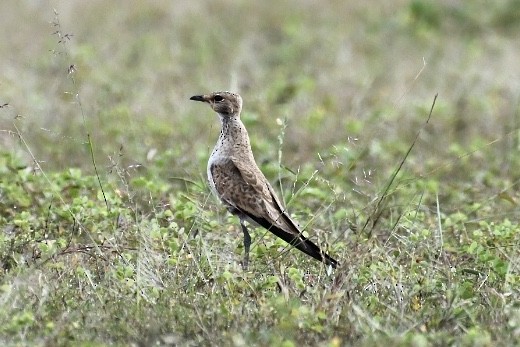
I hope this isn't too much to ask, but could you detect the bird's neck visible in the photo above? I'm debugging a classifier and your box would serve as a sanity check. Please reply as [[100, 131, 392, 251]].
[[217, 113, 251, 149]]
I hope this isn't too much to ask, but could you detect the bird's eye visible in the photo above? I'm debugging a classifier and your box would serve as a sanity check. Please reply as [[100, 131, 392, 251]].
[[214, 95, 224, 102]]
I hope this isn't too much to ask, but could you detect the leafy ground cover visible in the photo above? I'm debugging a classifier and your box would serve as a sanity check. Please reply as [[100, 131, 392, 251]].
[[1, 1, 519, 345]]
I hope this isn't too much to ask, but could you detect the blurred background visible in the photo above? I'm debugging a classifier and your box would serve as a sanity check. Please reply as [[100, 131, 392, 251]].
[[1, 0, 519, 190], [1, 2, 519, 344]]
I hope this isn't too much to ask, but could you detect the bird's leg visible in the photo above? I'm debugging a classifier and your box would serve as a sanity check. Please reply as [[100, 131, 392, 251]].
[[240, 220, 251, 270]]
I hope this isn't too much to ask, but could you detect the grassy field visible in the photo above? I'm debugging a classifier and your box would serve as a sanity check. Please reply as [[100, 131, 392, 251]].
[[1, 1, 520, 346]]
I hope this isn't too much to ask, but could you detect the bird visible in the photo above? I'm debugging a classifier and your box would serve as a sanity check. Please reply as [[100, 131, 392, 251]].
[[190, 91, 338, 269]]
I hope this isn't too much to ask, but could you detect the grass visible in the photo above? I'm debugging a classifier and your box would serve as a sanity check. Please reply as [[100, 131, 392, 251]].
[[1, 0, 520, 345]]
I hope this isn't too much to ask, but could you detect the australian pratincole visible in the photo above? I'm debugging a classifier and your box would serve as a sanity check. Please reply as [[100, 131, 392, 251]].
[[190, 91, 338, 269]]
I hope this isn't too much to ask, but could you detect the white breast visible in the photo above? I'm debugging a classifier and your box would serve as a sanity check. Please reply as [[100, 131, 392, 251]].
[[207, 148, 219, 198]]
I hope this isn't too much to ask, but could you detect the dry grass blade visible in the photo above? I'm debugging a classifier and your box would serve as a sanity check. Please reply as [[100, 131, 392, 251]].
[[362, 93, 438, 236]]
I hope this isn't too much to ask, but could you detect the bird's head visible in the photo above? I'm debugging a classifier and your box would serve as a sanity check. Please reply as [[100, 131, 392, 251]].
[[190, 91, 243, 117]]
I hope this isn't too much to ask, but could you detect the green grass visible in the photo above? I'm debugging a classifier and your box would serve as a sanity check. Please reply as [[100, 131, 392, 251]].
[[1, 1, 520, 346]]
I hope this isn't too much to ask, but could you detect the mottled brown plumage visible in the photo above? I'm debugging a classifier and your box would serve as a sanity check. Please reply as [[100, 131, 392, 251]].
[[190, 91, 338, 269]]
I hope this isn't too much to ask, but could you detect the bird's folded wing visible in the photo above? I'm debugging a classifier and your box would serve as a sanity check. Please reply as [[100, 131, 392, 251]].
[[230, 157, 301, 233], [210, 160, 266, 218], [230, 157, 272, 203], [210, 158, 284, 225], [212, 159, 337, 266]]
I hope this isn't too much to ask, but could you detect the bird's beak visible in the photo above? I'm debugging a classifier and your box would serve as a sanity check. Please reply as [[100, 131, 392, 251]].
[[190, 95, 208, 102]]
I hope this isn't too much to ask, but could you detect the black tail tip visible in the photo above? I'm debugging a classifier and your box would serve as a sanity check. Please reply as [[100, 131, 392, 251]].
[[325, 257, 339, 269]]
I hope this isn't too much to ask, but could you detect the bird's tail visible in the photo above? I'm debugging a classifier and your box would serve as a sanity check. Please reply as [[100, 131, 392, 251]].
[[249, 215, 339, 268]]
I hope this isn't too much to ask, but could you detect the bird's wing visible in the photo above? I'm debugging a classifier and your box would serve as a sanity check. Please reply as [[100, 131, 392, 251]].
[[231, 157, 302, 229], [210, 158, 338, 268], [210, 158, 286, 224], [230, 157, 272, 203], [230, 157, 288, 222], [209, 159, 266, 217]]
